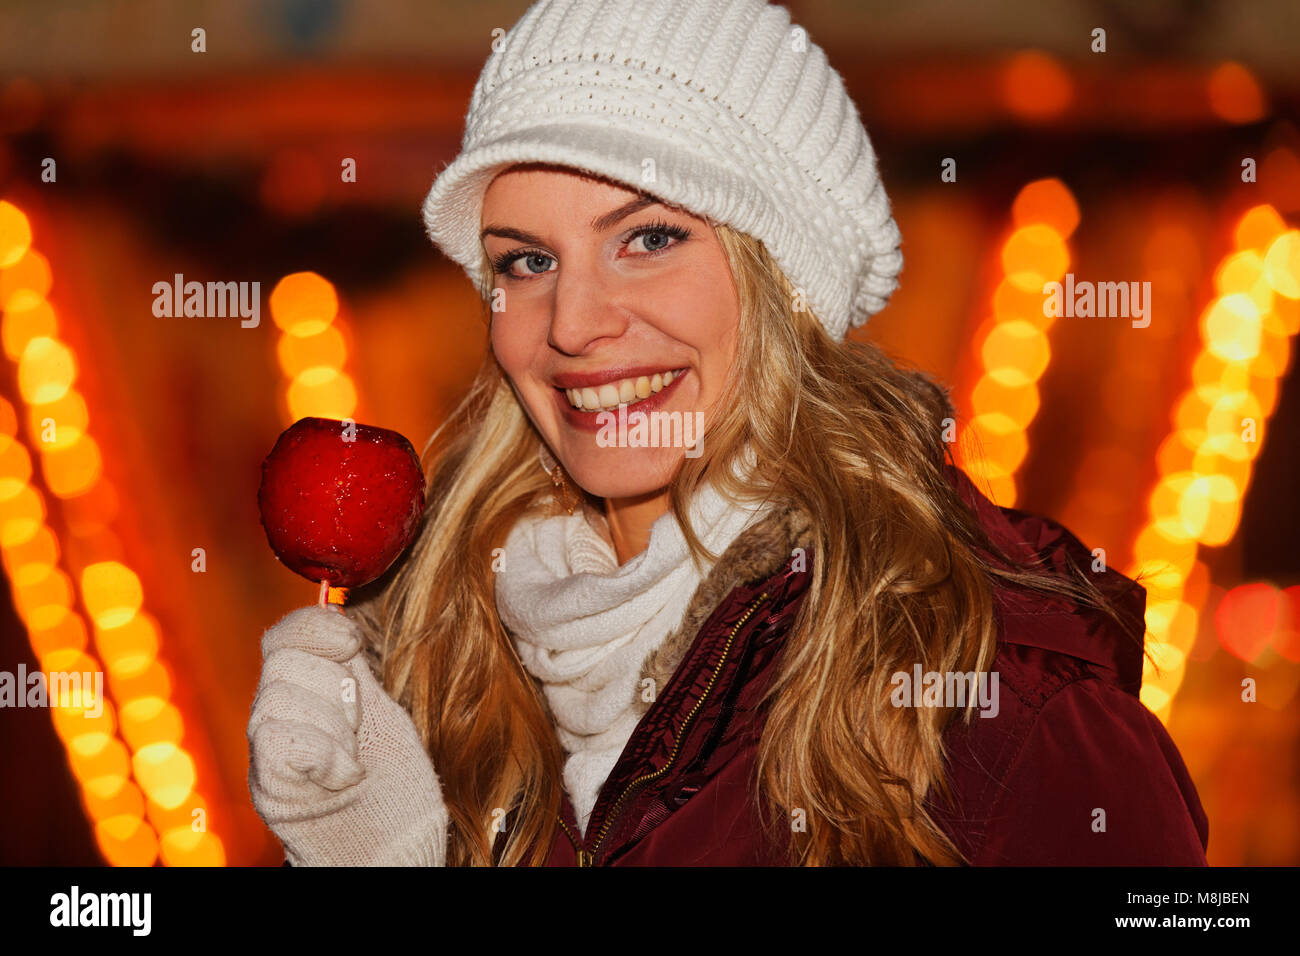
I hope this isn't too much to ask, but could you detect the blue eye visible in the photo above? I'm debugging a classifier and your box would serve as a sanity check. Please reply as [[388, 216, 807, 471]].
[[491, 219, 692, 281], [626, 221, 691, 254], [491, 250, 555, 277]]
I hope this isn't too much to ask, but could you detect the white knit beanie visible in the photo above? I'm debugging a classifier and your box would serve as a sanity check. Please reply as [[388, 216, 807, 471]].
[[420, 0, 903, 343]]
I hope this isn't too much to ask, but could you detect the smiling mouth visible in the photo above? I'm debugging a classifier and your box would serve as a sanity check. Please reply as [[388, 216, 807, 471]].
[[559, 368, 688, 413]]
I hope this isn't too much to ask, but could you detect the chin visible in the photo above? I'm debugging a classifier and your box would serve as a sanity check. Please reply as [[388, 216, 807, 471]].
[[564, 447, 685, 501]]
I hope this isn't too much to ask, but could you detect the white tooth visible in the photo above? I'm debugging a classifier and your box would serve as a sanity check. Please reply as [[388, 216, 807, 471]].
[[634, 376, 651, 399], [663, 370, 674, 386], [567, 389, 580, 407], [650, 373, 663, 392], [598, 383, 619, 408], [581, 387, 600, 410], [618, 379, 636, 403]]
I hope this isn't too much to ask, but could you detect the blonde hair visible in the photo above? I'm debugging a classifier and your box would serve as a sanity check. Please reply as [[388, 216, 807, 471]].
[[345, 218, 1144, 866]]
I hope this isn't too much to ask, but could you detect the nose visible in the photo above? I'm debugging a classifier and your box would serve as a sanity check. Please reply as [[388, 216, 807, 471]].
[[546, 257, 630, 356]]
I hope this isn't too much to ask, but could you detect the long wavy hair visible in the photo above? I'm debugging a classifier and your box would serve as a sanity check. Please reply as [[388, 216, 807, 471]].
[[344, 215, 1145, 866]]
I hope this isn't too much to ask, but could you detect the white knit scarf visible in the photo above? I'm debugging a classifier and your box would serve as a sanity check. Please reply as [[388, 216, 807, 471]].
[[496, 462, 772, 838]]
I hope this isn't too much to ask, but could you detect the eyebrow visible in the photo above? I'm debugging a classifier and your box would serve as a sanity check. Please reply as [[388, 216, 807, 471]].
[[480, 194, 662, 244]]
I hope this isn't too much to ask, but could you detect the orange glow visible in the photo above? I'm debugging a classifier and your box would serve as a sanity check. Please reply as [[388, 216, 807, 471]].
[[277, 325, 347, 377], [38, 648, 100, 708], [69, 738, 130, 793], [0, 436, 32, 500], [159, 830, 226, 867], [0, 394, 14, 442], [1153, 429, 1198, 477], [62, 479, 121, 536], [980, 319, 1051, 385], [1252, 314, 1293, 379], [40, 433, 103, 498], [1202, 294, 1262, 362], [1001, 51, 1072, 120], [1129, 205, 1297, 723], [132, 742, 197, 810], [27, 611, 87, 658], [95, 816, 158, 867], [1, 231, 218, 865], [1011, 178, 1080, 238], [17, 335, 77, 404], [1216, 582, 1280, 662], [1, 298, 58, 360], [958, 181, 1077, 509], [119, 697, 184, 750], [26, 389, 89, 450], [970, 376, 1040, 428], [51, 698, 117, 751], [13, 565, 73, 630], [960, 463, 1016, 508], [95, 613, 160, 675], [1276, 586, 1300, 662], [81, 779, 146, 823], [992, 278, 1049, 327], [1264, 230, 1300, 299], [80, 561, 144, 629], [1206, 61, 1267, 124], [1201, 391, 1262, 449], [1001, 224, 1068, 291], [0, 200, 33, 267], [270, 271, 339, 337], [0, 483, 45, 547], [965, 413, 1029, 473], [107, 658, 171, 702], [287, 367, 358, 420], [145, 792, 206, 835], [0, 248, 52, 310], [1235, 205, 1287, 253], [1174, 386, 1217, 432], [2, 524, 60, 586], [1214, 249, 1272, 315], [1177, 474, 1241, 545]]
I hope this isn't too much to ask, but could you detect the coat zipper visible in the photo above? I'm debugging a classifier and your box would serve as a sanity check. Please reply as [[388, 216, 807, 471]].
[[557, 590, 771, 866]]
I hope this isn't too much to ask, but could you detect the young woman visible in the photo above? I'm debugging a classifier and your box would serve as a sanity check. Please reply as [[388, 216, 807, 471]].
[[248, 0, 1209, 867]]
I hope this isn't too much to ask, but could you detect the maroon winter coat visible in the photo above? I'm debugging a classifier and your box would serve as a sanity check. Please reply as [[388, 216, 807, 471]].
[[538, 465, 1210, 866]]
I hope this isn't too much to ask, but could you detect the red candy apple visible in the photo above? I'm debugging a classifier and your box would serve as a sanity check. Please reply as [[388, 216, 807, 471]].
[[257, 417, 426, 594]]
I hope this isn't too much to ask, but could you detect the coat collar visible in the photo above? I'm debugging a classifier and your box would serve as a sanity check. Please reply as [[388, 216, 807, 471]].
[[635, 497, 815, 711], [943, 464, 1147, 695], [633, 467, 1148, 705]]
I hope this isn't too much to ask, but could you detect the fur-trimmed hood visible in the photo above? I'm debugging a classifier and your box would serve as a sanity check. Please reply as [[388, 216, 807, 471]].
[[634, 498, 815, 715]]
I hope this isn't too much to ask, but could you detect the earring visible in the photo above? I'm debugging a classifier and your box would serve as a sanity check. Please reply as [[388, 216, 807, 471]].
[[537, 443, 577, 516]]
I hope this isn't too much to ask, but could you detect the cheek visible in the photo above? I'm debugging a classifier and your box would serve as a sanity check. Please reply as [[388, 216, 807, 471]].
[[682, 264, 740, 362], [489, 305, 537, 377]]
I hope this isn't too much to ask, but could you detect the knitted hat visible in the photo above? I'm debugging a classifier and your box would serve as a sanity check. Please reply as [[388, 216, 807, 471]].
[[421, 0, 903, 343]]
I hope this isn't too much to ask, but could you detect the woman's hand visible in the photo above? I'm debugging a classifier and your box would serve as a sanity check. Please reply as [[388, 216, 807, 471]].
[[247, 605, 448, 866]]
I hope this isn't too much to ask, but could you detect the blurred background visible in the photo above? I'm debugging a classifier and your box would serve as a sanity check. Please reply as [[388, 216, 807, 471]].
[[0, 0, 1297, 866]]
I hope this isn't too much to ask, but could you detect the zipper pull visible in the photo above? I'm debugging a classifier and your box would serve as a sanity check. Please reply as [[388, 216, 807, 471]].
[[576, 848, 594, 867]]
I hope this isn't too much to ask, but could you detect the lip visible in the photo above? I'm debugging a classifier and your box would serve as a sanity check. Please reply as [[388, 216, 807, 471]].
[[554, 368, 691, 433], [552, 365, 687, 389]]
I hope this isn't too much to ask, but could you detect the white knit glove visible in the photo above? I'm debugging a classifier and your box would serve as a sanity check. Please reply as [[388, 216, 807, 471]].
[[248, 605, 448, 866]]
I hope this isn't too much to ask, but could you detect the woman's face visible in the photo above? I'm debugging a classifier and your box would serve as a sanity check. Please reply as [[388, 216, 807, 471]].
[[482, 165, 740, 500]]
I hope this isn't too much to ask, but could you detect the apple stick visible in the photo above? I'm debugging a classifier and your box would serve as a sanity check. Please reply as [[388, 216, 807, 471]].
[[318, 577, 330, 608]]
